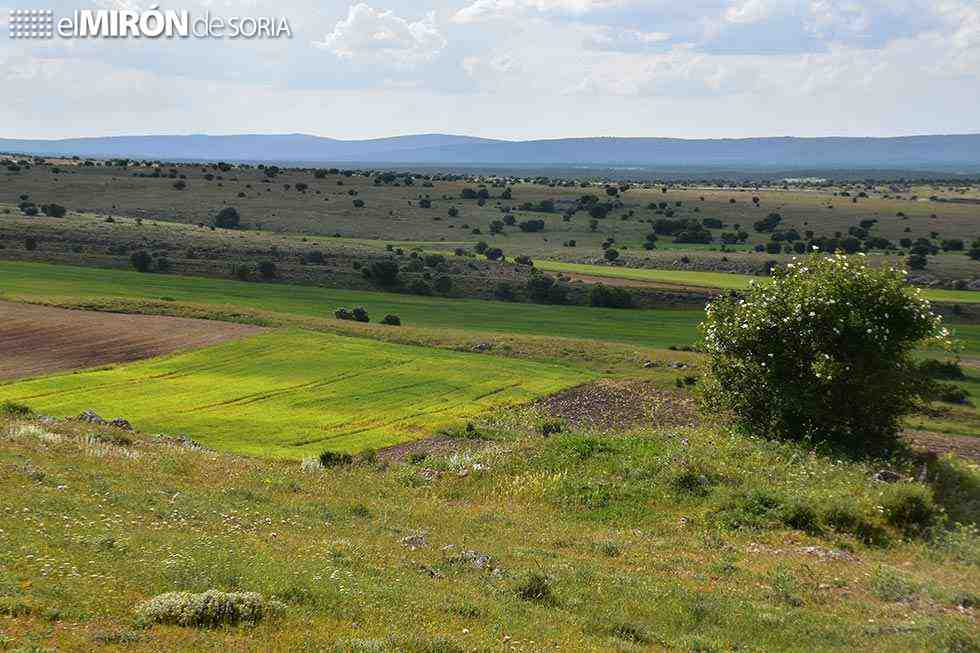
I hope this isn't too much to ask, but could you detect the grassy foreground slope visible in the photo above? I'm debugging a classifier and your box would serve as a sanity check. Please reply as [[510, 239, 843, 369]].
[[0, 330, 590, 457], [0, 261, 704, 349], [0, 411, 977, 651]]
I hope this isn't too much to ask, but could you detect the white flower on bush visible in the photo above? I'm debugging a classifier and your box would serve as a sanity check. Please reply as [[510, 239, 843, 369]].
[[699, 253, 953, 445]]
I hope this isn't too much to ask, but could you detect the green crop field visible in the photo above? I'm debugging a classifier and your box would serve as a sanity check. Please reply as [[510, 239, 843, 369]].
[[0, 261, 705, 349], [3, 261, 979, 359], [536, 259, 980, 303], [0, 329, 591, 457], [537, 260, 754, 290]]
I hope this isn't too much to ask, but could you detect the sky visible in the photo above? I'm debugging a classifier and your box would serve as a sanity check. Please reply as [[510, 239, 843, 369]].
[[1, 0, 978, 140]]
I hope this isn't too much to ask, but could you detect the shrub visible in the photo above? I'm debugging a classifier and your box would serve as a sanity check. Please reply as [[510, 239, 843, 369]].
[[211, 206, 240, 229], [526, 273, 567, 304], [870, 566, 920, 602], [700, 253, 949, 447], [304, 250, 326, 265], [929, 382, 970, 405], [134, 590, 282, 627], [589, 284, 633, 309], [534, 418, 565, 436], [0, 400, 33, 418], [129, 250, 153, 273], [257, 260, 277, 279], [366, 258, 400, 287], [907, 253, 927, 270], [484, 247, 504, 261], [433, 275, 452, 293], [319, 451, 354, 467], [410, 279, 432, 295], [493, 282, 515, 301], [40, 203, 66, 217], [881, 484, 939, 537], [231, 264, 251, 281], [352, 307, 370, 323], [381, 314, 401, 326], [822, 501, 887, 545], [423, 254, 446, 269], [515, 572, 555, 604], [518, 219, 545, 232]]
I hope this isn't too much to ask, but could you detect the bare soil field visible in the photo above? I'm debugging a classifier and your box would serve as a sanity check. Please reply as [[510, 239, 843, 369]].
[[0, 300, 264, 380], [906, 430, 980, 462], [540, 378, 701, 431]]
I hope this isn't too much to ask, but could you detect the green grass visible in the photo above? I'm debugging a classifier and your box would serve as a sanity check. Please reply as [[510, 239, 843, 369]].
[[537, 260, 755, 290], [535, 259, 980, 303], [2, 260, 978, 360], [0, 330, 590, 457], [0, 408, 976, 652], [0, 260, 705, 349]]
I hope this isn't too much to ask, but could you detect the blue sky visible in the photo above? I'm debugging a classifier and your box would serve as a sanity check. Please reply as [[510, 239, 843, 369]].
[[1, 0, 978, 139]]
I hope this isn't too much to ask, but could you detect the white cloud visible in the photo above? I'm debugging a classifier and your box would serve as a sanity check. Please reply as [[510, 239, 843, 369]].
[[723, 0, 777, 25], [460, 53, 518, 89], [584, 26, 671, 51], [314, 3, 446, 65], [922, 0, 980, 77], [452, 0, 626, 24], [564, 46, 763, 97]]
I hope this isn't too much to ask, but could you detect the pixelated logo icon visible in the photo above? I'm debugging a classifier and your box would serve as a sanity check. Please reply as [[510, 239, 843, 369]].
[[6, 7, 291, 40], [8, 9, 55, 39]]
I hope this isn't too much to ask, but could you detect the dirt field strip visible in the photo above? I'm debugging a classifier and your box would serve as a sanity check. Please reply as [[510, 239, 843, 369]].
[[0, 300, 265, 381]]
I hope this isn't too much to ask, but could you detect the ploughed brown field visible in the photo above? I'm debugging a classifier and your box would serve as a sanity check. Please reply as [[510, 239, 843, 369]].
[[0, 301, 264, 381]]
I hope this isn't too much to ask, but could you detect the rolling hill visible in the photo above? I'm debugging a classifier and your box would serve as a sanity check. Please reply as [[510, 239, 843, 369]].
[[2, 133, 980, 171]]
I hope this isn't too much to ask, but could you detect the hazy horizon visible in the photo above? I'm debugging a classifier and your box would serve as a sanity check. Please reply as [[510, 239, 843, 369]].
[[6, 131, 980, 142]]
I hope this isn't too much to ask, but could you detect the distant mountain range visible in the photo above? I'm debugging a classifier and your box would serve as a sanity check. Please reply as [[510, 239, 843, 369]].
[[2, 133, 979, 172]]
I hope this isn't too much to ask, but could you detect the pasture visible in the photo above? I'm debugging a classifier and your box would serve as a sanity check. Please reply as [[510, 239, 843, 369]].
[[3, 261, 978, 360], [2, 162, 978, 286], [0, 329, 591, 457], [0, 261, 706, 349], [535, 259, 980, 303]]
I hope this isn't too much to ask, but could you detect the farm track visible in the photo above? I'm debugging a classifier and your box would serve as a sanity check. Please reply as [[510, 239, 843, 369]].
[[0, 301, 265, 381]]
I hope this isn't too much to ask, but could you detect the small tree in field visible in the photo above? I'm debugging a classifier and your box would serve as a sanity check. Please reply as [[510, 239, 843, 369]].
[[212, 207, 240, 229], [130, 250, 153, 273], [700, 253, 950, 447]]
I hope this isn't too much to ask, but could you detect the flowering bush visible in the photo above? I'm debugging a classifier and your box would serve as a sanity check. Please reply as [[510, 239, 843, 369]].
[[135, 590, 283, 627], [699, 253, 951, 446]]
